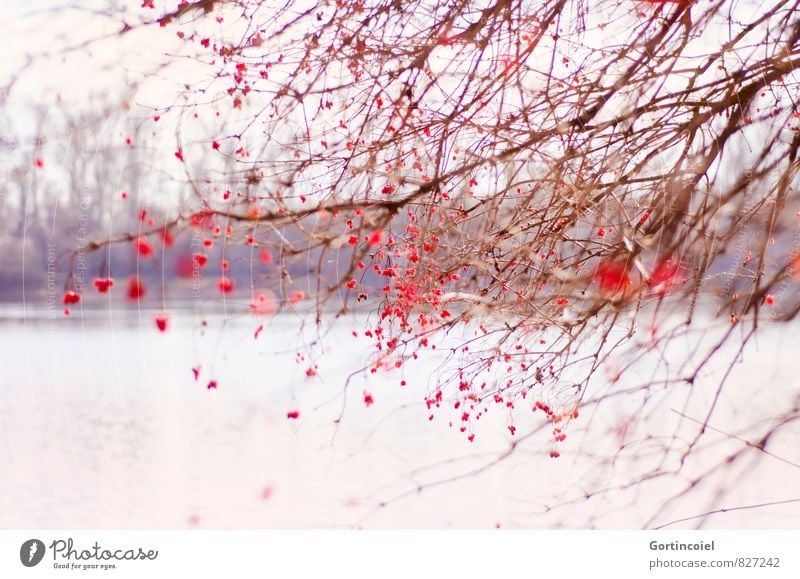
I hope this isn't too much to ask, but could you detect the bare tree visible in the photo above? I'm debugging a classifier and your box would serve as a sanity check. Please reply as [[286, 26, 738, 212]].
[[5, 0, 800, 527]]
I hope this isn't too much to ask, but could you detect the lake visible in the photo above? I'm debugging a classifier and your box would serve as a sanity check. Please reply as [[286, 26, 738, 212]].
[[1, 303, 799, 529]]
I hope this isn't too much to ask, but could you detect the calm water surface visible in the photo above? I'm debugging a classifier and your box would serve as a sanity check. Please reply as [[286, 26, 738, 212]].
[[1, 304, 799, 529]]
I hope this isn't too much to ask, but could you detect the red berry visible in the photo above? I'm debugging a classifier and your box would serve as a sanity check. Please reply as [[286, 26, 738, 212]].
[[595, 260, 631, 296], [134, 236, 154, 258], [250, 289, 277, 315], [649, 257, 681, 294], [155, 314, 168, 332], [62, 291, 80, 305], [127, 276, 146, 300], [217, 277, 234, 293], [193, 253, 208, 268], [93, 278, 115, 293]]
